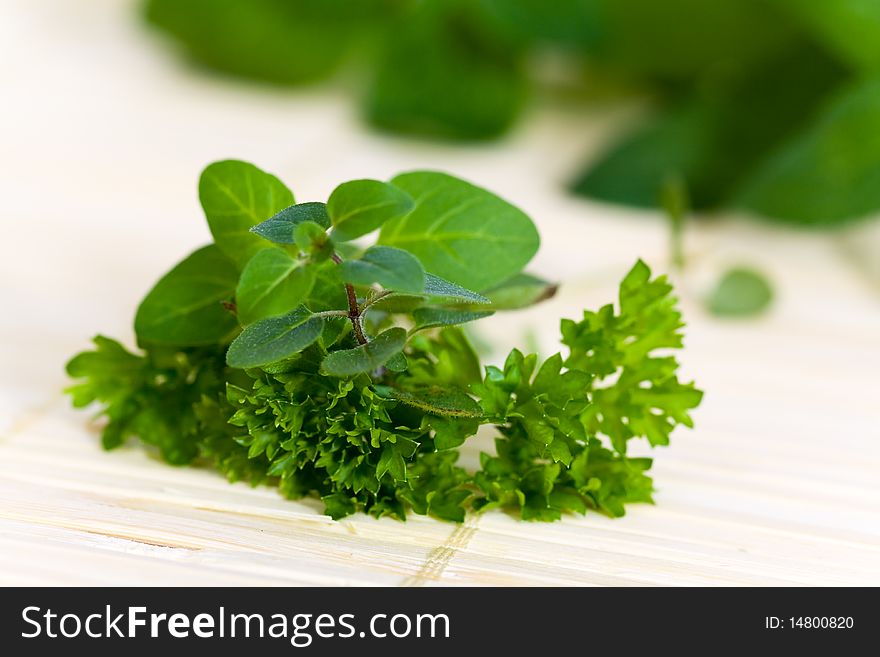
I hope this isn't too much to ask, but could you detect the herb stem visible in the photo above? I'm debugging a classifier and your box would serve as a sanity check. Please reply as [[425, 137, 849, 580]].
[[360, 289, 393, 314], [311, 310, 349, 320], [331, 252, 368, 345]]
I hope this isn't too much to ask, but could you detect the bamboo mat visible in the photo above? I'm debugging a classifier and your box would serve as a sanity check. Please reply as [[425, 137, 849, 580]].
[[1, 0, 879, 586]]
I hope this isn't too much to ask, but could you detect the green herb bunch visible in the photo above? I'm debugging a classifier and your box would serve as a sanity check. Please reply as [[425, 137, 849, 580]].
[[66, 160, 702, 522]]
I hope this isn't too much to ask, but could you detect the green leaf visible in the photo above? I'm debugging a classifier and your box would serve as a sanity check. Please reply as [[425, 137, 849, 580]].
[[340, 246, 425, 293], [737, 78, 880, 224], [379, 171, 539, 290], [570, 44, 846, 211], [431, 417, 480, 451], [365, 0, 526, 140], [135, 245, 239, 346], [226, 306, 323, 368], [481, 273, 557, 310], [235, 248, 316, 325], [327, 179, 414, 242], [144, 0, 392, 85], [321, 327, 407, 377], [321, 493, 356, 520], [374, 384, 483, 418], [376, 443, 407, 483], [304, 260, 349, 312], [775, 0, 880, 72], [590, 0, 795, 82], [250, 202, 330, 244], [411, 308, 494, 332], [199, 160, 295, 269], [706, 268, 773, 317], [422, 273, 489, 304], [294, 221, 334, 262]]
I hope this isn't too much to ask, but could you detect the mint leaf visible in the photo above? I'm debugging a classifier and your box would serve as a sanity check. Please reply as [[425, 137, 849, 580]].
[[327, 179, 414, 242], [706, 267, 773, 317], [135, 245, 239, 346], [250, 202, 330, 244], [380, 171, 539, 290], [236, 248, 316, 325], [340, 245, 425, 293], [226, 306, 323, 368], [199, 160, 295, 268], [320, 327, 407, 376]]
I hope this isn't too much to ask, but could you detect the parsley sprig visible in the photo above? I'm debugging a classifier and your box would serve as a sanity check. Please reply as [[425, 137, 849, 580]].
[[66, 160, 701, 522]]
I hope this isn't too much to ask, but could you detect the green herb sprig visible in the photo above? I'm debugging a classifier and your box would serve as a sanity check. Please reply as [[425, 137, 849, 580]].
[[66, 160, 702, 522]]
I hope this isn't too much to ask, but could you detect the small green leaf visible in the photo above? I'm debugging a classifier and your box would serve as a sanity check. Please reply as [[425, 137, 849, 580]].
[[321, 493, 356, 520], [380, 171, 539, 290], [422, 273, 489, 304], [226, 306, 323, 368], [340, 245, 425, 293], [411, 308, 494, 333], [294, 221, 334, 262], [250, 202, 330, 244], [376, 443, 407, 483], [431, 417, 480, 451], [321, 327, 407, 377], [706, 268, 773, 317], [481, 273, 557, 309], [385, 352, 408, 372], [328, 179, 414, 242], [235, 248, 316, 325], [374, 385, 483, 418], [135, 245, 239, 346], [199, 160, 295, 269]]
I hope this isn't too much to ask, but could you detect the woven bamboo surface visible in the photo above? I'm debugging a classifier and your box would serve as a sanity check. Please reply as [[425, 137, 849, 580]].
[[1, 0, 879, 586]]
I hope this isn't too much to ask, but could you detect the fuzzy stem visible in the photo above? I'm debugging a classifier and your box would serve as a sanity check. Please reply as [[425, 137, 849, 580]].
[[331, 253, 368, 345]]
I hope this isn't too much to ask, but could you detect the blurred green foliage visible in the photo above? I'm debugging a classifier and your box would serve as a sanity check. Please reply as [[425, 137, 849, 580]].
[[144, 0, 880, 225]]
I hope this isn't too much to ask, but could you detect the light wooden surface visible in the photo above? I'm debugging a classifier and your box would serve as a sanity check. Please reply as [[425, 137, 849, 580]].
[[2, 0, 879, 586]]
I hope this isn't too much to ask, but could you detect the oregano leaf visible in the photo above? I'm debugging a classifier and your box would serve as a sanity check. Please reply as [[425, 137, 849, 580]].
[[320, 327, 407, 376], [199, 160, 294, 269], [411, 308, 494, 332], [134, 244, 239, 346], [482, 273, 557, 310], [340, 245, 425, 293], [235, 248, 316, 325], [422, 273, 489, 303], [379, 171, 539, 290], [328, 179, 414, 242], [374, 384, 483, 418], [226, 306, 323, 368], [251, 202, 330, 244]]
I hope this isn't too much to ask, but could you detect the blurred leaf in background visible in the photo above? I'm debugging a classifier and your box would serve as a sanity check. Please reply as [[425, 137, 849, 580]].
[[366, 0, 527, 140], [737, 78, 880, 225], [142, 0, 880, 225], [571, 42, 847, 211], [144, 0, 401, 84], [707, 268, 773, 317]]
